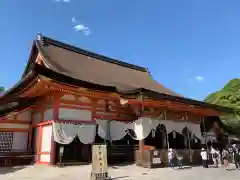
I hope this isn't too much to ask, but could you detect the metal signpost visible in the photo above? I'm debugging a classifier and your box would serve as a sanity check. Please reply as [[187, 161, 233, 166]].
[[59, 146, 64, 167]]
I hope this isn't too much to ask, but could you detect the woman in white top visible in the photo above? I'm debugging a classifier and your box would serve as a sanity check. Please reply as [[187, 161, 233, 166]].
[[200, 148, 208, 168]]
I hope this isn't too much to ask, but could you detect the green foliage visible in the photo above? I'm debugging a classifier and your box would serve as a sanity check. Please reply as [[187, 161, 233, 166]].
[[204, 78, 240, 135], [0, 87, 4, 92]]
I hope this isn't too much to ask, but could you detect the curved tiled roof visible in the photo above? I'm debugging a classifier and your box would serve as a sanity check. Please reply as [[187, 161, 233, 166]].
[[35, 34, 180, 97], [0, 33, 232, 114]]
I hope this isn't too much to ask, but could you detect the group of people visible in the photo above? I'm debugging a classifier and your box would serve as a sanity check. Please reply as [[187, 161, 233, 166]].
[[168, 148, 184, 169], [200, 144, 240, 170], [168, 144, 240, 170]]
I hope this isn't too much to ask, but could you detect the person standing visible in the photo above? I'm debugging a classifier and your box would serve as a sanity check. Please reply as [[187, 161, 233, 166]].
[[222, 148, 230, 170], [216, 148, 222, 167], [176, 150, 183, 169], [168, 148, 175, 169], [211, 147, 218, 168], [232, 144, 240, 170], [200, 148, 208, 168]]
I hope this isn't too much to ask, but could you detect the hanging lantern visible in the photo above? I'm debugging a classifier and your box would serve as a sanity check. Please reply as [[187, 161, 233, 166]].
[[173, 131, 176, 139]]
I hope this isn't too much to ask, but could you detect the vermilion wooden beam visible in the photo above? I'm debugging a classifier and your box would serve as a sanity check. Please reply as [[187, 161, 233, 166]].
[[127, 99, 223, 116]]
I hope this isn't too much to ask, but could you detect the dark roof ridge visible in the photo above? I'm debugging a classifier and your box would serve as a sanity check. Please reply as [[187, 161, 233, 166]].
[[37, 33, 148, 72]]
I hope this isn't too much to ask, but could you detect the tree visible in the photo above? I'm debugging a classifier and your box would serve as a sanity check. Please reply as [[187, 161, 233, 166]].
[[204, 78, 240, 135], [0, 87, 4, 92]]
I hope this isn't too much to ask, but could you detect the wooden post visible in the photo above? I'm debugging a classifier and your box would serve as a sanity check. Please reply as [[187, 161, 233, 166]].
[[164, 111, 170, 149], [51, 92, 60, 165], [50, 133, 56, 165], [139, 93, 144, 162], [185, 112, 192, 163], [139, 139, 144, 163], [202, 116, 207, 148]]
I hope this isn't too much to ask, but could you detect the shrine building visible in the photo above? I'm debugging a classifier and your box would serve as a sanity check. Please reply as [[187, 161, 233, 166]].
[[0, 34, 232, 166]]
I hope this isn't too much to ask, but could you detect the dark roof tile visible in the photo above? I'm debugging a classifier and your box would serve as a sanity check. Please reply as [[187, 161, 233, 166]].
[[37, 35, 179, 97]]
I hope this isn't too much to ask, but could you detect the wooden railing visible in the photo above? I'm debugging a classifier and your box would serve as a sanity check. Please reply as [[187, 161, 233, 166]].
[[0, 150, 34, 167], [107, 144, 139, 164]]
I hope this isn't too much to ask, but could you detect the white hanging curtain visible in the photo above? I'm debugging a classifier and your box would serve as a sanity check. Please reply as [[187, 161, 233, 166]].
[[109, 121, 130, 141], [182, 122, 193, 138], [142, 117, 154, 138], [149, 119, 162, 130], [160, 120, 192, 134], [176, 122, 189, 134], [189, 123, 202, 140], [132, 119, 144, 140], [77, 124, 96, 144], [53, 122, 78, 144], [131, 117, 152, 140], [96, 119, 108, 139], [161, 120, 178, 134]]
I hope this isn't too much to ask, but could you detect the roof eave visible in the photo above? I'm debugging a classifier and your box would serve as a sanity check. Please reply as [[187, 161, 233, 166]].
[[32, 64, 232, 115], [21, 41, 38, 78], [0, 97, 38, 117], [0, 71, 38, 103]]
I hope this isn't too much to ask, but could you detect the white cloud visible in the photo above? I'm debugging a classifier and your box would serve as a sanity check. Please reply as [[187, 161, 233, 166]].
[[71, 16, 77, 23], [74, 24, 91, 36], [55, 0, 70, 2], [195, 76, 204, 82]]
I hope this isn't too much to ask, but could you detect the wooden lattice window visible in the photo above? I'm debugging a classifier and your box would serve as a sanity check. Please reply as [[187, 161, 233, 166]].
[[0, 132, 13, 152]]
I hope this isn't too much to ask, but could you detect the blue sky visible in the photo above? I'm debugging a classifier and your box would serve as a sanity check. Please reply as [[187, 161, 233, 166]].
[[0, 0, 240, 100]]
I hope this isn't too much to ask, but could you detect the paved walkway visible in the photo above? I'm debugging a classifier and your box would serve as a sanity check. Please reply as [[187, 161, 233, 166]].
[[0, 164, 240, 180]]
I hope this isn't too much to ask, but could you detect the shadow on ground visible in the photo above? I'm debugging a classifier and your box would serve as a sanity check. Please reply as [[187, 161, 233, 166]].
[[112, 176, 129, 179], [110, 162, 135, 169], [0, 166, 25, 175], [175, 166, 192, 170]]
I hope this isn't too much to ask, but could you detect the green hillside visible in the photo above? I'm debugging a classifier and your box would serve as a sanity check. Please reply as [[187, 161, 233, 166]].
[[204, 78, 240, 134]]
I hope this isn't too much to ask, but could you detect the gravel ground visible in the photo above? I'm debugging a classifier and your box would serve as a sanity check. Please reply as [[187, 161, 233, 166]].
[[0, 164, 240, 180]]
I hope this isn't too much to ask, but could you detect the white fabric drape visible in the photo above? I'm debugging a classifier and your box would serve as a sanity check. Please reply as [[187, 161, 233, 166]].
[[96, 119, 108, 139], [131, 118, 153, 140], [53, 118, 202, 144], [161, 120, 183, 134], [158, 120, 201, 138], [109, 121, 130, 141], [150, 119, 162, 130], [96, 118, 202, 141], [53, 122, 78, 144], [77, 124, 96, 144], [189, 123, 202, 139], [53, 122, 97, 144], [96, 118, 154, 141]]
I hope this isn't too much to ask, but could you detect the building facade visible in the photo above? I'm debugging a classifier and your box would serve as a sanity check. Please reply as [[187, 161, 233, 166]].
[[0, 34, 232, 166]]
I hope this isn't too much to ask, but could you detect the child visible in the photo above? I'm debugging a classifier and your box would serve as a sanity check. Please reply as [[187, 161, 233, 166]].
[[168, 148, 175, 169], [200, 148, 208, 168], [176, 151, 183, 169]]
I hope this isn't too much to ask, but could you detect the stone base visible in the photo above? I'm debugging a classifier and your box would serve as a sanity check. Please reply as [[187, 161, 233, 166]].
[[90, 172, 111, 180]]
